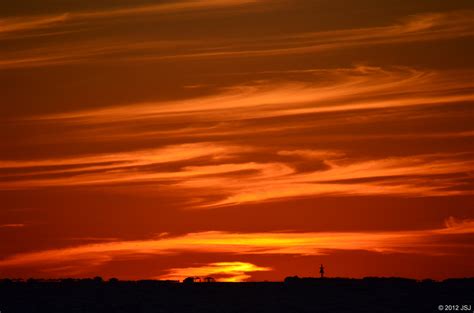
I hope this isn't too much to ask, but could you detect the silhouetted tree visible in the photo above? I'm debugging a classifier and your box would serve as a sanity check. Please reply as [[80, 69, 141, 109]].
[[203, 277, 215, 282]]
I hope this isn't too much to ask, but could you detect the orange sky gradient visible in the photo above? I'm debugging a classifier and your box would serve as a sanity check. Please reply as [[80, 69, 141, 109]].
[[1, 0, 473, 282]]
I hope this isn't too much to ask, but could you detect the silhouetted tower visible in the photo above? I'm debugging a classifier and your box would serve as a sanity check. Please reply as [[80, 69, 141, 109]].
[[319, 264, 325, 278]]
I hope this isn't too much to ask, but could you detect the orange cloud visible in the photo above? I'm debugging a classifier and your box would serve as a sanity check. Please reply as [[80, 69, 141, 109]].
[[1, 144, 472, 206], [0, 143, 232, 169], [438, 217, 474, 235], [0, 0, 262, 37], [0, 224, 25, 228], [144, 11, 474, 61], [0, 14, 68, 35], [30, 67, 474, 125], [158, 262, 271, 282], [0, 143, 244, 189], [277, 150, 344, 159], [0, 218, 472, 275], [2, 10, 474, 68], [180, 152, 474, 207], [2, 66, 472, 205]]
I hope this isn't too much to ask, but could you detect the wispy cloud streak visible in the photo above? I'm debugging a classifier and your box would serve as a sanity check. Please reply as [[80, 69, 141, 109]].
[[0, 218, 472, 274], [188, 153, 474, 207], [31, 67, 474, 123], [148, 11, 474, 61], [0, 0, 262, 38], [0, 224, 25, 228], [1, 143, 472, 204], [2, 65, 472, 204], [1, 10, 473, 68]]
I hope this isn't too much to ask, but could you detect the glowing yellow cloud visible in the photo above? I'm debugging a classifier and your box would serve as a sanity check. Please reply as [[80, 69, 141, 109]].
[[158, 262, 271, 282]]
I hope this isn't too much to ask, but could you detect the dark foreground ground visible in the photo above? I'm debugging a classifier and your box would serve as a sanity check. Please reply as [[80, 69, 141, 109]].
[[1, 277, 473, 313]]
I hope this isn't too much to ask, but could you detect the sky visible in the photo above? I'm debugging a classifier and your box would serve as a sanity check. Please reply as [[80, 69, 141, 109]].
[[0, 0, 473, 282]]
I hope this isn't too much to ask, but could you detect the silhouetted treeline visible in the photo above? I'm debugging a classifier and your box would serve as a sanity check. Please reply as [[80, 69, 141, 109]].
[[284, 275, 438, 286], [1, 277, 473, 313]]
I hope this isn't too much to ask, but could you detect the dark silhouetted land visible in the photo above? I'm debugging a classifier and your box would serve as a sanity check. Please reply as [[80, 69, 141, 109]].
[[1, 277, 473, 313]]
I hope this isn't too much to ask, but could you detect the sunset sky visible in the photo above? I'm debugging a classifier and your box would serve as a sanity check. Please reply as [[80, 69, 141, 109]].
[[1, 0, 473, 282]]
